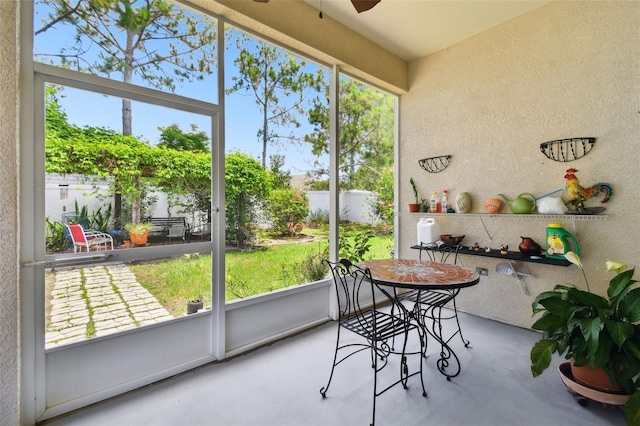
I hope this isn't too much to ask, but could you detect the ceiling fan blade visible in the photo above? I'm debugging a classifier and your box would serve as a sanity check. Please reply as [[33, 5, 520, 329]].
[[351, 0, 381, 13], [252, 0, 381, 14]]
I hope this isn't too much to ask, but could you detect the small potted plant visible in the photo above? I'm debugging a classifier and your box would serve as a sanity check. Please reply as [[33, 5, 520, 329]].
[[530, 252, 640, 424], [124, 222, 153, 246], [408, 178, 421, 212], [187, 296, 204, 314]]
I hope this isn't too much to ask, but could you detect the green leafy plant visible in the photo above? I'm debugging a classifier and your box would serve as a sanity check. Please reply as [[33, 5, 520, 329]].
[[371, 167, 394, 226], [91, 204, 113, 232], [225, 152, 270, 248], [307, 208, 329, 227], [339, 228, 375, 263], [267, 188, 310, 236], [530, 252, 640, 425], [296, 244, 329, 282], [124, 222, 153, 236], [188, 295, 203, 304], [409, 177, 419, 204], [46, 218, 69, 253]]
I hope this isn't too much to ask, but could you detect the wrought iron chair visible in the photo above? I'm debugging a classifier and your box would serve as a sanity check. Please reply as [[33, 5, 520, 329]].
[[319, 258, 426, 426], [399, 242, 470, 354], [65, 222, 114, 253]]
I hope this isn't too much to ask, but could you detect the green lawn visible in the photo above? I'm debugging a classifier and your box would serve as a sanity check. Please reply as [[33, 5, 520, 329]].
[[130, 228, 393, 317]]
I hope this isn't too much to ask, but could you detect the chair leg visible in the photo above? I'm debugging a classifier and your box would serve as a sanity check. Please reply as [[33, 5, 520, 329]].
[[371, 341, 378, 426], [319, 326, 342, 398]]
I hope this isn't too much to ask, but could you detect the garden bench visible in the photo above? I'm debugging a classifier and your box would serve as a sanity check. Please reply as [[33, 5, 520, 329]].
[[145, 217, 189, 243]]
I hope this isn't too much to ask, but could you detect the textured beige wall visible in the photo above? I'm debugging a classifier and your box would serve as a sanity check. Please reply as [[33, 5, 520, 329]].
[[399, 1, 640, 327], [0, 1, 20, 424]]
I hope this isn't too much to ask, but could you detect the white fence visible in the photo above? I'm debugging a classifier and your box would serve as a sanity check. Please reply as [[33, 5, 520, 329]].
[[305, 190, 379, 224], [46, 174, 381, 226]]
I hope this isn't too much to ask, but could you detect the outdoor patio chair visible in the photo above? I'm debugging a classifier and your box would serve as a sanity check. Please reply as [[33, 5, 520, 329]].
[[399, 242, 470, 350], [65, 222, 114, 253], [319, 258, 425, 426], [166, 224, 186, 243]]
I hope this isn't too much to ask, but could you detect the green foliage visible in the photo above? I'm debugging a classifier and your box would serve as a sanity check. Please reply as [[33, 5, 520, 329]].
[[91, 204, 112, 232], [530, 259, 640, 422], [296, 244, 329, 282], [339, 228, 375, 263], [371, 168, 394, 225], [158, 123, 210, 152], [226, 268, 258, 299], [267, 188, 310, 235], [45, 94, 212, 225], [46, 218, 69, 253], [307, 208, 329, 226], [125, 222, 153, 235], [305, 78, 395, 189], [225, 152, 270, 248], [409, 177, 419, 204], [36, 0, 217, 222], [268, 154, 292, 190]]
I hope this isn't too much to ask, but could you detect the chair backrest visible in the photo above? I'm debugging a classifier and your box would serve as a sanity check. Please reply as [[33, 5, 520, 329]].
[[418, 242, 462, 265], [324, 258, 386, 320], [65, 222, 87, 244], [167, 224, 185, 237]]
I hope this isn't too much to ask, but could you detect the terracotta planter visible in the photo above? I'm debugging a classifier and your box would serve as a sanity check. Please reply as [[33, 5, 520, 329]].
[[408, 203, 420, 212], [570, 358, 623, 393], [129, 230, 149, 246]]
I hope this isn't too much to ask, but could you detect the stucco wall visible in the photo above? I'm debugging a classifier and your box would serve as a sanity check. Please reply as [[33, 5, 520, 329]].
[[0, 1, 19, 424], [399, 1, 640, 327]]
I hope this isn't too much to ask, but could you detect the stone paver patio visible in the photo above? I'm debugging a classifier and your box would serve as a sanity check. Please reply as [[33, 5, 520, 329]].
[[47, 262, 174, 348]]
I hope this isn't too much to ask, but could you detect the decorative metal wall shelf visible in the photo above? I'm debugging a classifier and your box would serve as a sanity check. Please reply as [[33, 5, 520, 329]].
[[419, 155, 451, 173], [540, 137, 595, 162]]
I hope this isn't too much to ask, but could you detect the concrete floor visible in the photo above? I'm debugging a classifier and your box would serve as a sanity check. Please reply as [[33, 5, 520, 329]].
[[42, 310, 626, 426]]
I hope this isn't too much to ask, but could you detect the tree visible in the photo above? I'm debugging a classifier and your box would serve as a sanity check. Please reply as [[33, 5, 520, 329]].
[[225, 152, 270, 248], [305, 79, 395, 191], [45, 90, 212, 228], [158, 123, 210, 152], [226, 36, 323, 167], [267, 154, 292, 190], [155, 123, 211, 224], [35, 0, 217, 223]]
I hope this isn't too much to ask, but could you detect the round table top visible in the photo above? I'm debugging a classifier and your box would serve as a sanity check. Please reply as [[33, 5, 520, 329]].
[[358, 258, 480, 290]]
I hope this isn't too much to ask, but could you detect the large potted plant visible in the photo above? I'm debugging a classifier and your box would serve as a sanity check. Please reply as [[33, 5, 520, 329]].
[[530, 252, 640, 424], [125, 222, 153, 246]]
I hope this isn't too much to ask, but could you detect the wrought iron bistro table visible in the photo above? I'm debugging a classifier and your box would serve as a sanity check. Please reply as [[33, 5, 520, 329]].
[[358, 259, 480, 380]]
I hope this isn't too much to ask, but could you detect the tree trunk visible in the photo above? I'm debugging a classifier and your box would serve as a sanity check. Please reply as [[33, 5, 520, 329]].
[[122, 28, 142, 223]]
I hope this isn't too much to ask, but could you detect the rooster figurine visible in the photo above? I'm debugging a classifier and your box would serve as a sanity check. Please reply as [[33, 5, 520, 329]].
[[564, 168, 613, 212]]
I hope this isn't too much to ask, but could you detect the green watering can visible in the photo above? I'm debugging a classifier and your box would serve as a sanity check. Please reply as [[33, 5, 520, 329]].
[[498, 193, 536, 214]]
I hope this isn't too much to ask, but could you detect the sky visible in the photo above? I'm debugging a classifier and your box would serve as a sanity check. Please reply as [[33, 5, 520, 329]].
[[34, 1, 328, 175]]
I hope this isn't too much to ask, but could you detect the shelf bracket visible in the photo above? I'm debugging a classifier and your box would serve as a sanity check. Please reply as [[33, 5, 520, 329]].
[[479, 217, 493, 244], [497, 261, 533, 295]]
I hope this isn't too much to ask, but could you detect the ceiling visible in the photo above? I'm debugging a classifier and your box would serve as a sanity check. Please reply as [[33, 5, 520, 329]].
[[304, 0, 551, 61]]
